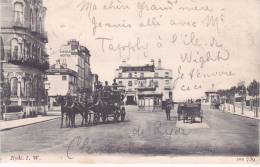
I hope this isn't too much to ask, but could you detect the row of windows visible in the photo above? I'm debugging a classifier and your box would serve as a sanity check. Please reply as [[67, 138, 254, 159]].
[[118, 72, 170, 78], [9, 77, 40, 98], [122, 80, 170, 87], [10, 38, 46, 63], [14, 2, 44, 33]]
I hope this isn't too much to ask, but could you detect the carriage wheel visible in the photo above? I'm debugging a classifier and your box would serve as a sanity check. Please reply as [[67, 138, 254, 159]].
[[102, 113, 106, 123], [93, 113, 99, 124]]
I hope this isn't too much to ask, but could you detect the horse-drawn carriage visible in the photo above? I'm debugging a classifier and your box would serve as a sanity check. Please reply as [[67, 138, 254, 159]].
[[57, 84, 126, 128], [177, 103, 203, 123], [99, 87, 126, 122]]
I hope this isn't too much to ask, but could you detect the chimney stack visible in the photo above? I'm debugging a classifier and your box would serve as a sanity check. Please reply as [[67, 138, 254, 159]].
[[122, 59, 126, 66], [150, 59, 154, 66]]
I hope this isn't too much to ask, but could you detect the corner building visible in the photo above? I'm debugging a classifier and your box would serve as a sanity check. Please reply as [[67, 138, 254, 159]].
[[0, 0, 49, 117]]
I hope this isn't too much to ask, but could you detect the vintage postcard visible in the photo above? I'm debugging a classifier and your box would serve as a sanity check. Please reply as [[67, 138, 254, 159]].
[[0, 0, 259, 164]]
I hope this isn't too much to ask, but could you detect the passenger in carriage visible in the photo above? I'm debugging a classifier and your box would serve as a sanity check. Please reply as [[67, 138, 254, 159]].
[[104, 81, 111, 91], [112, 79, 118, 90]]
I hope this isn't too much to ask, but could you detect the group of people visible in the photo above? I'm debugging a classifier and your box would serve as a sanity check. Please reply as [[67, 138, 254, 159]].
[[95, 79, 119, 92], [57, 79, 125, 128]]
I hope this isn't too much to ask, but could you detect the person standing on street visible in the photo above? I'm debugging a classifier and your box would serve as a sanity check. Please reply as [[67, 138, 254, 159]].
[[165, 99, 172, 120]]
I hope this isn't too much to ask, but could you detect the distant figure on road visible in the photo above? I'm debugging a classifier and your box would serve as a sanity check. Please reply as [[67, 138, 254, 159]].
[[165, 99, 172, 120]]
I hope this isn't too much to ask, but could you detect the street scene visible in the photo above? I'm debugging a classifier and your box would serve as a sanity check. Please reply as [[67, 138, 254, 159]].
[[0, 0, 260, 164], [1, 105, 258, 156]]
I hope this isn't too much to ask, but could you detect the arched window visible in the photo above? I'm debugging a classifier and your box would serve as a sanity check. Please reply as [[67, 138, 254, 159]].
[[21, 78, 25, 97], [26, 81, 31, 98], [39, 17, 42, 33], [14, 2, 24, 26], [10, 77, 18, 97], [11, 39, 19, 60], [39, 47, 42, 63], [30, 9, 33, 30], [32, 43, 36, 59], [35, 8, 38, 31]]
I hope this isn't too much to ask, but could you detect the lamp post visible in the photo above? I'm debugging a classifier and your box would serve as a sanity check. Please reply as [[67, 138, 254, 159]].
[[0, 36, 6, 120], [44, 81, 50, 116]]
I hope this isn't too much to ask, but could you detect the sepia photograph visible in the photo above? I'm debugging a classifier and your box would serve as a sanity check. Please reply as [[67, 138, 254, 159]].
[[0, 0, 259, 164]]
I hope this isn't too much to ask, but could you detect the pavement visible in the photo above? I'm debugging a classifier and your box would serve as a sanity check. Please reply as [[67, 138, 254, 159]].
[[223, 108, 260, 120], [0, 116, 60, 131], [1, 105, 259, 159]]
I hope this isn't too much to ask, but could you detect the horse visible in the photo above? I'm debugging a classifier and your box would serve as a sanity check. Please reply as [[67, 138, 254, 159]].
[[56, 95, 71, 128], [68, 100, 86, 128]]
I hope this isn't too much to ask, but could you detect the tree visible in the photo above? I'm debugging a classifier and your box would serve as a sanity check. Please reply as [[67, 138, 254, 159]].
[[237, 84, 246, 115], [247, 80, 260, 117], [229, 86, 237, 112]]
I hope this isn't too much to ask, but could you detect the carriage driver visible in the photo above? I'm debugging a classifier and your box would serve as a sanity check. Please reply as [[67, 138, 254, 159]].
[[112, 79, 118, 90]]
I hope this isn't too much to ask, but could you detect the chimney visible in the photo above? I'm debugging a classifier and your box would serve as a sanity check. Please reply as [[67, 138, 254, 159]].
[[158, 59, 162, 69], [150, 59, 154, 66], [56, 59, 61, 68]]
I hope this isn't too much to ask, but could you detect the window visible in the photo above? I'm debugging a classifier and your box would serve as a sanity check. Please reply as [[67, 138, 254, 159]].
[[11, 39, 19, 60], [165, 80, 169, 85], [128, 73, 132, 78], [140, 73, 144, 78], [26, 81, 32, 98], [154, 72, 159, 77], [30, 9, 33, 30], [128, 81, 132, 86], [10, 77, 18, 97], [118, 73, 122, 78], [119, 81, 122, 85], [62, 75, 67, 80], [154, 81, 159, 87], [134, 80, 137, 85], [39, 17, 42, 33], [21, 79, 25, 97], [35, 8, 38, 31], [14, 2, 24, 25], [165, 72, 169, 78]]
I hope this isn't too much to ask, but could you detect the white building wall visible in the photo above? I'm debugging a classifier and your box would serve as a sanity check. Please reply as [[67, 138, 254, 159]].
[[47, 75, 69, 96]]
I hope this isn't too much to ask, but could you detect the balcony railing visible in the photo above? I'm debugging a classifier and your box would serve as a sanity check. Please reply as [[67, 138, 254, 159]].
[[36, 31, 48, 43], [13, 21, 27, 29], [164, 85, 172, 90], [137, 85, 156, 91], [9, 58, 49, 71]]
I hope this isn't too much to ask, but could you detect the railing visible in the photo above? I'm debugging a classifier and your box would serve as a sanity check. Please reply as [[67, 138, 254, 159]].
[[137, 86, 156, 91], [9, 58, 49, 71], [164, 85, 171, 90]]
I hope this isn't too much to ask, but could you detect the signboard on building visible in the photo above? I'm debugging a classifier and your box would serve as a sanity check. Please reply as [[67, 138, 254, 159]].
[[60, 45, 71, 57]]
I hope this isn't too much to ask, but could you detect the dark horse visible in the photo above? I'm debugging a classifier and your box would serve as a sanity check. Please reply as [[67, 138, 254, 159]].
[[56, 95, 71, 128]]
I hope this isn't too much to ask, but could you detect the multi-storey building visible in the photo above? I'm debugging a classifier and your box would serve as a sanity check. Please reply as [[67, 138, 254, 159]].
[[58, 40, 92, 91], [115, 59, 173, 110], [0, 0, 49, 119], [45, 62, 78, 113]]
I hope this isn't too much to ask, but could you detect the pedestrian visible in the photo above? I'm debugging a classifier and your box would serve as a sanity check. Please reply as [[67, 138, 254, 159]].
[[165, 99, 172, 120]]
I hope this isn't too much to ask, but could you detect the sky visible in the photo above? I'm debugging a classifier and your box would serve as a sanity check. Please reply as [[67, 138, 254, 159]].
[[43, 0, 260, 101]]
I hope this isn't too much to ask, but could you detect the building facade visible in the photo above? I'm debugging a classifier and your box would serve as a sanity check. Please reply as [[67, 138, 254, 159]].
[[115, 59, 173, 110], [0, 0, 48, 119], [57, 39, 92, 91], [45, 62, 77, 113]]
